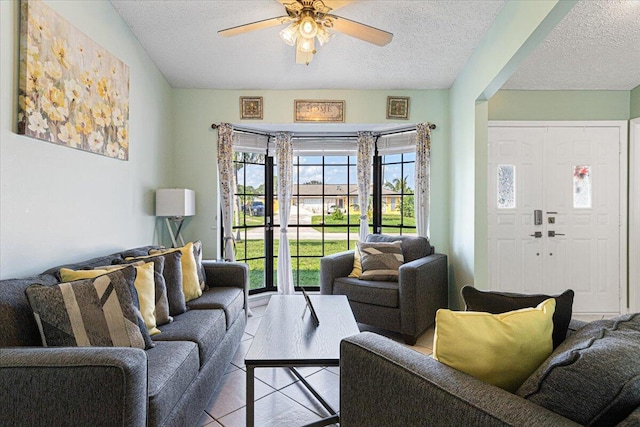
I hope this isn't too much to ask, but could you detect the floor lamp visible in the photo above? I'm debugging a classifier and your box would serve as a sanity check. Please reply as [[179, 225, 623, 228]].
[[156, 188, 196, 248]]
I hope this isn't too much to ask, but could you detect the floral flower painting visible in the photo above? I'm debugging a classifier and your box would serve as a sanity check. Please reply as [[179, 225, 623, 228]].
[[18, 0, 130, 160]]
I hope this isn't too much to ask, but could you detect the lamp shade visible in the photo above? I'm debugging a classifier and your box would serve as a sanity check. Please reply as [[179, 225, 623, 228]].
[[156, 189, 196, 217]]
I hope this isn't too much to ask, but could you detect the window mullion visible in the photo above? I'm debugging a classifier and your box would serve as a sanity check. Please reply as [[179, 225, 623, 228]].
[[373, 149, 383, 234]]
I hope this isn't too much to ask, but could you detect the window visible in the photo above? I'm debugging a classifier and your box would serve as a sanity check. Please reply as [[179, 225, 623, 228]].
[[380, 151, 417, 235], [497, 165, 516, 209], [228, 129, 419, 293], [573, 165, 591, 208]]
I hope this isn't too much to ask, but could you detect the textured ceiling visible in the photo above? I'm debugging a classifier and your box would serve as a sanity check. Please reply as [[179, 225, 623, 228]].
[[503, 0, 640, 90], [110, 0, 506, 90], [110, 0, 640, 91]]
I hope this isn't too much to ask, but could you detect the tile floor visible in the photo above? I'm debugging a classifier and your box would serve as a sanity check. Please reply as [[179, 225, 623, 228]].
[[197, 302, 435, 427]]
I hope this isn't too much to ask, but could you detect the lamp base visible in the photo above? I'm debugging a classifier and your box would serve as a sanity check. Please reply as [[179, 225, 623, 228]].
[[165, 217, 186, 248]]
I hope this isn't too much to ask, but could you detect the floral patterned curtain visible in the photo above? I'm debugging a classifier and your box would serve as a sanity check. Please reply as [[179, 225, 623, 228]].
[[217, 123, 236, 261], [357, 132, 374, 242], [415, 123, 432, 237], [276, 132, 294, 295]]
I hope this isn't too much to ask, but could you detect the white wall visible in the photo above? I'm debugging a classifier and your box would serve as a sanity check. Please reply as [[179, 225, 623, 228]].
[[0, 0, 174, 279], [171, 89, 450, 260]]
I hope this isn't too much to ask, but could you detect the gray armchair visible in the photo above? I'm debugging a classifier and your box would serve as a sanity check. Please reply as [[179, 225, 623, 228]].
[[320, 234, 448, 345]]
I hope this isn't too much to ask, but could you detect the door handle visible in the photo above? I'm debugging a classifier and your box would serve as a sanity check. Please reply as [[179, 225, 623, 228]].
[[548, 230, 565, 237], [529, 231, 542, 238]]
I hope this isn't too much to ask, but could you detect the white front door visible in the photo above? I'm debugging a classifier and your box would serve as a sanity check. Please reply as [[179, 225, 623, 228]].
[[488, 122, 627, 315]]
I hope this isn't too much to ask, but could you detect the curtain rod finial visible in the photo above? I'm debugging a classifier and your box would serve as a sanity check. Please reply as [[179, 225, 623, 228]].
[[429, 123, 436, 130], [211, 123, 218, 130]]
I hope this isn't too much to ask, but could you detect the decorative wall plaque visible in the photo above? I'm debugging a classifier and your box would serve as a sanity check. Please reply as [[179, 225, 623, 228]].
[[240, 96, 263, 120], [387, 96, 410, 120], [294, 100, 345, 123]]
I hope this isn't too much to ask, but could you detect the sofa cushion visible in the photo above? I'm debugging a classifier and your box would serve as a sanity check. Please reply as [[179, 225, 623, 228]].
[[357, 241, 404, 282], [152, 309, 226, 366], [434, 299, 556, 393], [461, 286, 574, 349], [365, 234, 432, 262], [334, 277, 399, 308], [123, 251, 187, 317], [146, 340, 200, 427], [0, 274, 59, 347], [150, 242, 202, 302], [187, 287, 244, 329], [517, 312, 640, 426], [25, 266, 154, 349]]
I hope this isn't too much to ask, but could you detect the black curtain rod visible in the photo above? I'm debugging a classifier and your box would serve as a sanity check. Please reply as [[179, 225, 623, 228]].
[[211, 123, 436, 138]]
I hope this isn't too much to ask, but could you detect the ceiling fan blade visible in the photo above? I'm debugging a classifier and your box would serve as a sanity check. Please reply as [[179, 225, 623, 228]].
[[321, 0, 354, 12], [329, 15, 393, 46], [218, 16, 293, 37]]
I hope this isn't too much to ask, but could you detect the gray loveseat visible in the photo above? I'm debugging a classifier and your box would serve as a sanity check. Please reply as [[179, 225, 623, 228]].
[[340, 315, 640, 426], [320, 234, 448, 345], [0, 245, 248, 427]]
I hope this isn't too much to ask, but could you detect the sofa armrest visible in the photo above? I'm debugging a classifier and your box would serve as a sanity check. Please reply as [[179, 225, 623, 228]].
[[202, 260, 249, 290], [203, 261, 250, 318], [340, 332, 581, 427], [398, 253, 448, 335], [320, 250, 355, 295], [0, 347, 147, 427]]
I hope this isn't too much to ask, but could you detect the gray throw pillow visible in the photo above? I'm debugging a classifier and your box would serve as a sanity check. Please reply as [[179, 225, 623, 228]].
[[516, 313, 640, 426], [120, 250, 186, 316], [107, 256, 172, 326], [193, 240, 206, 291], [25, 266, 154, 350]]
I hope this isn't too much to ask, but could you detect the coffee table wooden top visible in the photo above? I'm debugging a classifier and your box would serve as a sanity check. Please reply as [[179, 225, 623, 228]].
[[245, 295, 360, 366]]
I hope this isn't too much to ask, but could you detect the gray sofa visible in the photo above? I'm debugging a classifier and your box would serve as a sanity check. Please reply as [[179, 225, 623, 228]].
[[320, 234, 448, 345], [340, 316, 640, 426], [0, 245, 248, 427]]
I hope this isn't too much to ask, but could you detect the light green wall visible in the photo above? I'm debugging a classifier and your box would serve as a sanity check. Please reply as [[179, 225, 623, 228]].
[[172, 89, 450, 259], [632, 85, 640, 119], [448, 0, 575, 308], [0, 0, 173, 278], [489, 90, 631, 120]]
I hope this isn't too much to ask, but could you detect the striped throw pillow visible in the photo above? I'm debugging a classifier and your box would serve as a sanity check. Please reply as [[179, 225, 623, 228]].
[[25, 266, 154, 349], [357, 241, 404, 281]]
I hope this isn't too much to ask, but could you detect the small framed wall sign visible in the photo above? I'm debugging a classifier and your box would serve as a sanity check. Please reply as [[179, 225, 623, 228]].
[[387, 96, 410, 120], [294, 100, 345, 123], [240, 97, 263, 120]]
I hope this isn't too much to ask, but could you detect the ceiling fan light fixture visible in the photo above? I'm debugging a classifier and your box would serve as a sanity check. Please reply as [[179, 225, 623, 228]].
[[299, 15, 318, 39], [297, 35, 315, 53], [279, 22, 299, 46], [316, 27, 334, 46]]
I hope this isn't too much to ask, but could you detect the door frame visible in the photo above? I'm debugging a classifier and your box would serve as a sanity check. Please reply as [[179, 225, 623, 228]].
[[629, 117, 640, 313], [488, 120, 629, 315]]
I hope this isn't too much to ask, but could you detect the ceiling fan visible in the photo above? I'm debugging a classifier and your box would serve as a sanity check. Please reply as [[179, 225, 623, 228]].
[[218, 0, 393, 65]]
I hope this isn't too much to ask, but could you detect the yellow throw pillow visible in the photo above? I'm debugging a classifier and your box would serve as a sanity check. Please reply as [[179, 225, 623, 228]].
[[348, 245, 362, 278], [150, 242, 202, 302], [60, 268, 107, 281], [433, 298, 556, 392], [129, 262, 160, 335], [60, 263, 161, 336]]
